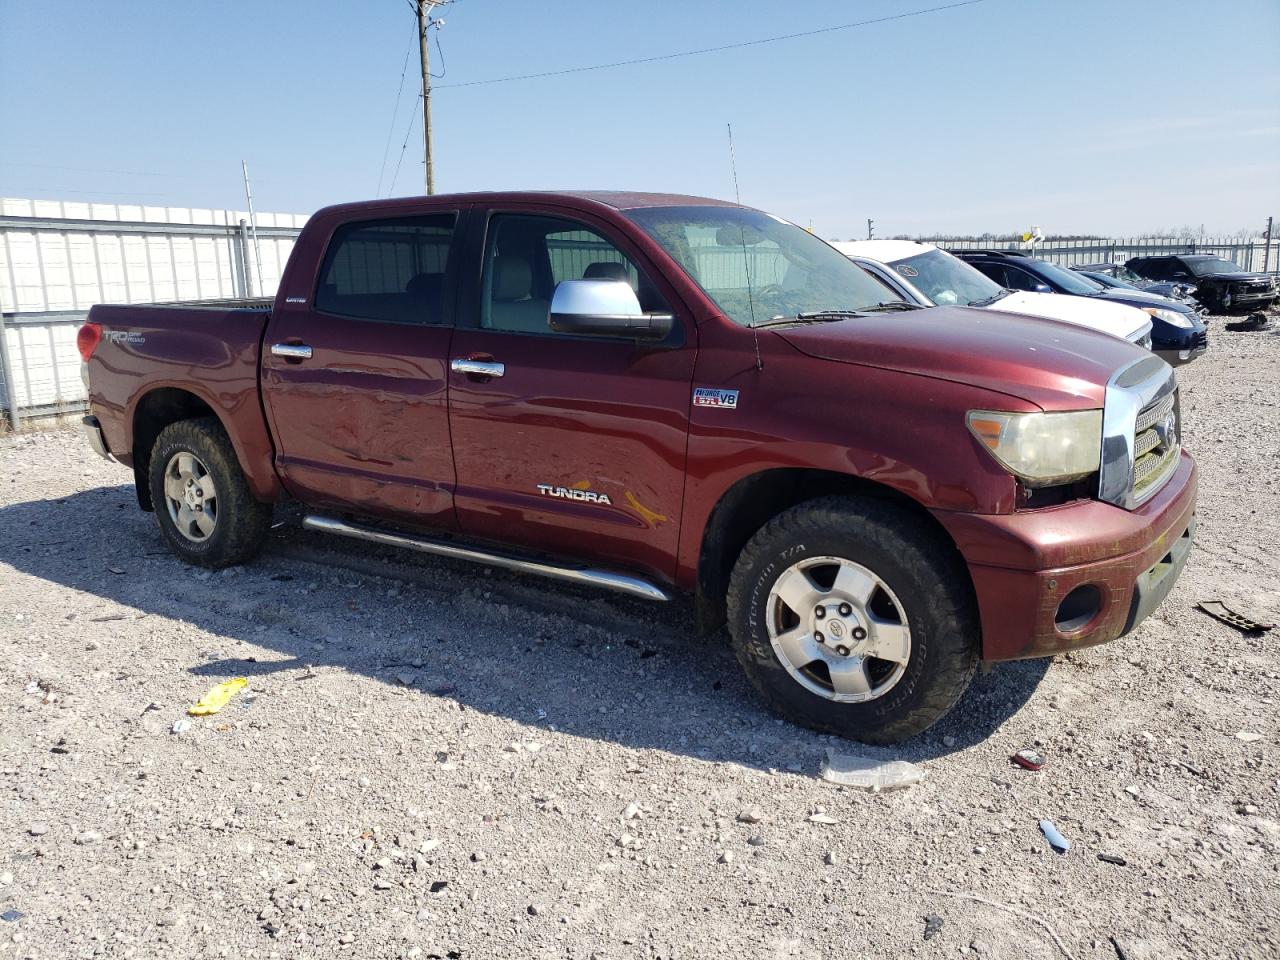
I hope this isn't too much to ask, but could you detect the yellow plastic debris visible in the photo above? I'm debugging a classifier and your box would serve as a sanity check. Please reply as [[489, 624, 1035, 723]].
[[188, 678, 248, 716]]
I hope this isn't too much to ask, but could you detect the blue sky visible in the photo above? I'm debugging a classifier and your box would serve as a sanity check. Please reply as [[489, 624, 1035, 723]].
[[2, 0, 1277, 237]]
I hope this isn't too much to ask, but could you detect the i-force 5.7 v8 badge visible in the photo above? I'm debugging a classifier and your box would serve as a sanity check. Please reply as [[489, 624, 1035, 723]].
[[693, 387, 739, 409], [536, 484, 613, 505]]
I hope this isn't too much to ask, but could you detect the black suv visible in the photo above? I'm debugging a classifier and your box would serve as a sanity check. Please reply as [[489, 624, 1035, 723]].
[[952, 250, 1208, 366], [1125, 254, 1277, 314]]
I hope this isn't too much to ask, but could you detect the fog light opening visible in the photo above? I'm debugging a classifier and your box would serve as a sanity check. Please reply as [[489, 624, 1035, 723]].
[[1055, 584, 1102, 634]]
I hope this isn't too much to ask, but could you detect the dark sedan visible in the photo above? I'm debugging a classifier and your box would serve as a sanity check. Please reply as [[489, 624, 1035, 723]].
[[952, 249, 1208, 365], [1071, 262, 1198, 303]]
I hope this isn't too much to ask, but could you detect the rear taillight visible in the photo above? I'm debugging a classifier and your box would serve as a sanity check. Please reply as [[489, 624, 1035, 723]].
[[77, 322, 103, 361]]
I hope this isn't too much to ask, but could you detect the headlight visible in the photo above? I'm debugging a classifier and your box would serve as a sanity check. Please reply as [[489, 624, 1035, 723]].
[[1144, 306, 1194, 329], [967, 409, 1102, 487]]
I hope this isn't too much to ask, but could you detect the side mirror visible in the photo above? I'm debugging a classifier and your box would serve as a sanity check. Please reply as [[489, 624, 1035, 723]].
[[1033, 282, 1053, 293], [548, 279, 674, 340]]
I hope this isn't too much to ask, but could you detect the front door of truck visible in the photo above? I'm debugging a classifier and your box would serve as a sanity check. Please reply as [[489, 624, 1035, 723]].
[[446, 206, 696, 583], [261, 210, 464, 527]]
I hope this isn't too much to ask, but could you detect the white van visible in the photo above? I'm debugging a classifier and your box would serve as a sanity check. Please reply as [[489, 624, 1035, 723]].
[[833, 240, 1153, 348]]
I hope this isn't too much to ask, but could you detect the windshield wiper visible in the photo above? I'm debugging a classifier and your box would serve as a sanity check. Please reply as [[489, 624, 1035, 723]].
[[756, 310, 865, 328], [857, 300, 924, 312], [968, 289, 1010, 307]]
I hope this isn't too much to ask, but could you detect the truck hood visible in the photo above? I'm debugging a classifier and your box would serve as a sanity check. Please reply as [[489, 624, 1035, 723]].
[[1196, 271, 1274, 283], [773, 305, 1147, 411], [982, 290, 1152, 340]]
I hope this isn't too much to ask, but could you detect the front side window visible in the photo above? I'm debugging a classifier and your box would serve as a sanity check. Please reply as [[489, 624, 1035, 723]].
[[1000, 265, 1044, 292], [624, 205, 891, 326], [480, 214, 666, 334], [315, 214, 456, 324]]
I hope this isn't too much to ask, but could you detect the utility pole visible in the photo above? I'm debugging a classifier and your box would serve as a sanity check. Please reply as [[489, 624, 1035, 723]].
[[1264, 216, 1274, 274], [415, 0, 449, 195], [866, 218, 875, 240]]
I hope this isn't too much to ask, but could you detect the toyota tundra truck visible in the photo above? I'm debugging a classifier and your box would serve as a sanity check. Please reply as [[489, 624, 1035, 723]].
[[78, 191, 1197, 744]]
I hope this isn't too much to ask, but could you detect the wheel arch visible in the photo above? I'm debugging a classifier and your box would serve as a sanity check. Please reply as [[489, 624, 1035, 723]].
[[130, 388, 225, 511], [693, 467, 974, 636]]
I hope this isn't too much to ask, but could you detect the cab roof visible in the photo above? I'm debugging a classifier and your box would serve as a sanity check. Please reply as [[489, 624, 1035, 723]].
[[315, 190, 739, 220]]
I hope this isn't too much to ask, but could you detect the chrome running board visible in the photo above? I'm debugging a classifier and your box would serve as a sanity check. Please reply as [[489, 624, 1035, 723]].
[[301, 515, 671, 602]]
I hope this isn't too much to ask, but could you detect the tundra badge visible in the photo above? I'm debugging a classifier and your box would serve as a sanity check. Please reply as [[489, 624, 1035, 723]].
[[536, 484, 613, 506], [693, 387, 739, 409]]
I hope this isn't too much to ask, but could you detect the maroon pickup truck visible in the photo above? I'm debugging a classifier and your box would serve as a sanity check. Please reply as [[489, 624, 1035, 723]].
[[78, 191, 1197, 743]]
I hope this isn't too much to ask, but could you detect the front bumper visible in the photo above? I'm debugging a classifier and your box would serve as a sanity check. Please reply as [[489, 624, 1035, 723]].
[[934, 451, 1198, 661], [81, 415, 114, 461]]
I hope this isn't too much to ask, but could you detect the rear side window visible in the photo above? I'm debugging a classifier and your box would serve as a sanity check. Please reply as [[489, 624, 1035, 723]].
[[314, 214, 456, 324]]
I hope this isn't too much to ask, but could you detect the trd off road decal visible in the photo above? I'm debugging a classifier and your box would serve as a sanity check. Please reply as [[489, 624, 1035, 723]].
[[536, 484, 613, 506], [693, 387, 739, 409]]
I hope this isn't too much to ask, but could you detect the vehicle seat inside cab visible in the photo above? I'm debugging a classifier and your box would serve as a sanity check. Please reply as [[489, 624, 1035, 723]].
[[488, 255, 550, 333]]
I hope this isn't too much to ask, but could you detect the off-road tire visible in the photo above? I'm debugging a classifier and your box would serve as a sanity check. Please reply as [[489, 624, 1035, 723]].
[[726, 496, 979, 744], [148, 417, 272, 568]]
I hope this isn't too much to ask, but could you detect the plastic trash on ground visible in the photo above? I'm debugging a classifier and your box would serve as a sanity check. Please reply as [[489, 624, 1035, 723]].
[[1039, 818, 1070, 854], [820, 748, 926, 791], [188, 678, 248, 716]]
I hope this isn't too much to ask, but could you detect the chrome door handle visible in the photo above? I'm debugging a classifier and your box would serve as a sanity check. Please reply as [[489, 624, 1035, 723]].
[[271, 343, 313, 360], [451, 359, 505, 378]]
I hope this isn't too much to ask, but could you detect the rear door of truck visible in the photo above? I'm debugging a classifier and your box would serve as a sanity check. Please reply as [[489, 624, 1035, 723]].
[[444, 201, 697, 584], [260, 206, 467, 526]]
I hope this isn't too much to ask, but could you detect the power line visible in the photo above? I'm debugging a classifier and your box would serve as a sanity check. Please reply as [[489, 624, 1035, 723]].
[[388, 94, 422, 197], [376, 25, 418, 197], [436, 0, 986, 90]]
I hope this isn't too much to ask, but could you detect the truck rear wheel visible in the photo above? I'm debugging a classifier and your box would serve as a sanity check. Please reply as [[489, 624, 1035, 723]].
[[726, 496, 979, 744], [148, 417, 272, 568]]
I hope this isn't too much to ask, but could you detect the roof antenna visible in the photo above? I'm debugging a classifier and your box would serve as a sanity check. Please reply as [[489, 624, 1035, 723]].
[[728, 123, 763, 371]]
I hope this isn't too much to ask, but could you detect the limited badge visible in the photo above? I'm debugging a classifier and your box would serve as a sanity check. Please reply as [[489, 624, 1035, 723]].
[[693, 387, 739, 409]]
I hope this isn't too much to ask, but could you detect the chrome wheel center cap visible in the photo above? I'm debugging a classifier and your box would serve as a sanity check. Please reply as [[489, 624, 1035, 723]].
[[813, 603, 867, 657]]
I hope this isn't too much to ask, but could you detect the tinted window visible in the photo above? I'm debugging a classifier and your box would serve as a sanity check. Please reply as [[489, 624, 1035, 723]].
[[1001, 266, 1045, 292], [315, 215, 456, 324], [1025, 259, 1105, 295], [1135, 258, 1172, 280], [480, 214, 665, 334]]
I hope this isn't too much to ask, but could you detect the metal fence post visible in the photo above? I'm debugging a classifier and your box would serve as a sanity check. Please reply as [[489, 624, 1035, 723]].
[[237, 219, 254, 298], [0, 313, 22, 431]]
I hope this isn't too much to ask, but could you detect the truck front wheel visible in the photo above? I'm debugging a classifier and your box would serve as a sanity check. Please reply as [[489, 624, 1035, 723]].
[[148, 417, 272, 568], [726, 496, 979, 744]]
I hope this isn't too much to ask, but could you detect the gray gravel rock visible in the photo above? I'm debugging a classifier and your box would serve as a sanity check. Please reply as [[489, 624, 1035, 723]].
[[1, 323, 1278, 959]]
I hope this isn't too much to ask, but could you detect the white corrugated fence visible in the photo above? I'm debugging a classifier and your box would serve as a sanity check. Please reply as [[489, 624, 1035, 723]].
[[0, 197, 307, 426]]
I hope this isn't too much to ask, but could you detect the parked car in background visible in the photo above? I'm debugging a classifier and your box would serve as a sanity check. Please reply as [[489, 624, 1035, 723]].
[[1125, 254, 1278, 314], [78, 190, 1198, 745], [832, 240, 1153, 349], [1071, 262, 1198, 303], [953, 249, 1206, 365]]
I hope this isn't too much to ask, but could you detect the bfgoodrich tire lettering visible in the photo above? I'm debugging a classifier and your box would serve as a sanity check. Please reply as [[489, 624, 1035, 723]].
[[148, 417, 272, 568], [726, 496, 979, 744]]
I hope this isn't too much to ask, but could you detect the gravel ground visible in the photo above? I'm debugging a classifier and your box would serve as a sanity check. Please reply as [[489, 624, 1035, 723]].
[[1, 320, 1278, 960]]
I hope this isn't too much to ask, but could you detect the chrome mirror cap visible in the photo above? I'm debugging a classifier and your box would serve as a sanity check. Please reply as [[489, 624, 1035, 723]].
[[548, 279, 673, 339]]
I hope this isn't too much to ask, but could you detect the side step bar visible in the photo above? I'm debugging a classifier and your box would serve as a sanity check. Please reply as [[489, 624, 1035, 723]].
[[301, 515, 672, 603]]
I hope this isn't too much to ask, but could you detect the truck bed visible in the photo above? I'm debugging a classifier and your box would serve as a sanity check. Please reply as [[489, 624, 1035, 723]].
[[85, 298, 282, 503]]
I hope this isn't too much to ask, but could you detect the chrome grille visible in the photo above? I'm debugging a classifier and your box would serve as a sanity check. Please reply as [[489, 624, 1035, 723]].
[[1135, 392, 1175, 434], [1131, 390, 1180, 503], [1099, 356, 1181, 511]]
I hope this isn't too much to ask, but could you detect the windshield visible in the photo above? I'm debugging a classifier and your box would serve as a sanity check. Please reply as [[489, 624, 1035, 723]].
[[1027, 259, 1107, 295], [1188, 257, 1244, 276], [890, 249, 1003, 306], [622, 206, 893, 325]]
